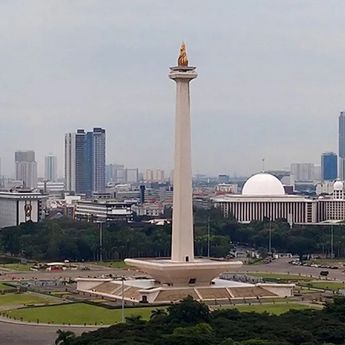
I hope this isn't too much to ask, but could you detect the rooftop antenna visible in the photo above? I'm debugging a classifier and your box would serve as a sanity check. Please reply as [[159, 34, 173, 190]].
[[262, 158, 265, 173]]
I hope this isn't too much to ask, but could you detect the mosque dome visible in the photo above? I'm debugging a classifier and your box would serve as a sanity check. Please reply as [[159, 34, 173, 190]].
[[242, 173, 285, 196], [333, 181, 344, 191]]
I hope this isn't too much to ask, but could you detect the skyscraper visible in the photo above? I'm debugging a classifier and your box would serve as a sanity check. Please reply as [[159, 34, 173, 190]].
[[65, 133, 76, 192], [90, 128, 106, 193], [65, 128, 106, 195], [15, 150, 37, 189], [321, 152, 337, 181], [339, 112, 345, 180], [45, 154, 57, 181]]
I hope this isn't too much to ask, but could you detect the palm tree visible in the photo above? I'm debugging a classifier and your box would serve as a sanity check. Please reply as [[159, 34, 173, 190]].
[[125, 315, 144, 325], [55, 329, 76, 345], [150, 308, 167, 322]]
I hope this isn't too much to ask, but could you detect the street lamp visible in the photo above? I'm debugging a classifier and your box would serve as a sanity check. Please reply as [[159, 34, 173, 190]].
[[121, 276, 125, 323], [268, 218, 272, 256]]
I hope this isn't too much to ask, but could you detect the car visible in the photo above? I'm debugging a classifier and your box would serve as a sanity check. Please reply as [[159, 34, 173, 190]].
[[320, 270, 329, 276]]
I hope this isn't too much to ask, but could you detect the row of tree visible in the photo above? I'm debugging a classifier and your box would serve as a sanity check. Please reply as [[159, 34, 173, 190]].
[[56, 296, 345, 345], [0, 208, 344, 261]]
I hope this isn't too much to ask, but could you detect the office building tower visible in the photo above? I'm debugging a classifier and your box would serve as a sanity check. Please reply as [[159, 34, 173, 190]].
[[339, 112, 345, 180], [65, 128, 106, 195], [15, 151, 37, 189], [290, 163, 317, 182], [144, 169, 165, 183], [321, 152, 337, 181], [126, 168, 139, 184], [153, 169, 165, 182], [144, 169, 154, 182], [45, 154, 57, 182], [105, 164, 114, 183], [90, 128, 106, 193], [65, 133, 76, 192]]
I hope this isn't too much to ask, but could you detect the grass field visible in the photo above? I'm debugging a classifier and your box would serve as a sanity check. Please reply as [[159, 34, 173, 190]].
[[94, 261, 128, 269], [0, 263, 33, 272], [7, 303, 155, 324], [247, 272, 313, 282], [0, 292, 61, 306], [303, 281, 345, 291], [6, 301, 323, 324], [232, 303, 322, 315], [0, 282, 15, 291]]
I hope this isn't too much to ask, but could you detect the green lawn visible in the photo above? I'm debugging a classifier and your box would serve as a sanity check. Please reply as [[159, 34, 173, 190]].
[[231, 303, 322, 315], [0, 282, 16, 291], [0, 292, 61, 306], [303, 281, 345, 291], [0, 263, 33, 272], [7, 303, 155, 324], [94, 261, 128, 269], [6, 301, 323, 324], [247, 272, 313, 282]]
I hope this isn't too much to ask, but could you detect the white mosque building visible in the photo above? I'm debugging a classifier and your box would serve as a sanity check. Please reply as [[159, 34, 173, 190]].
[[213, 173, 345, 224]]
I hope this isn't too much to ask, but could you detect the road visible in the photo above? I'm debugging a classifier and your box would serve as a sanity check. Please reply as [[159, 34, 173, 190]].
[[0, 321, 97, 345], [0, 267, 136, 282], [2, 258, 344, 283], [240, 258, 345, 282]]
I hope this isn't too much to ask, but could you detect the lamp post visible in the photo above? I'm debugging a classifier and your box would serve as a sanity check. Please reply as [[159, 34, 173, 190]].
[[121, 276, 125, 323], [93, 216, 106, 262], [268, 218, 272, 256], [99, 222, 103, 262], [207, 216, 210, 258], [330, 225, 334, 259]]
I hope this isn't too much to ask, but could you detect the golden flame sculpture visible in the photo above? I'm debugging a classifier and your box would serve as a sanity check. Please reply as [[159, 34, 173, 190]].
[[178, 42, 188, 66]]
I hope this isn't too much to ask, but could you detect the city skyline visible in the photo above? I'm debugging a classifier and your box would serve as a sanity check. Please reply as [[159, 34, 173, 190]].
[[1, 1, 345, 176]]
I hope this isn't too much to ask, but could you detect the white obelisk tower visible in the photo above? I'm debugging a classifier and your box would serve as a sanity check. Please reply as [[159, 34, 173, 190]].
[[169, 43, 197, 262]]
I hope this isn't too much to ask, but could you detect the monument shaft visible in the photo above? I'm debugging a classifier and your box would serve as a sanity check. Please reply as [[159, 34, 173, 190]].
[[169, 67, 197, 262]]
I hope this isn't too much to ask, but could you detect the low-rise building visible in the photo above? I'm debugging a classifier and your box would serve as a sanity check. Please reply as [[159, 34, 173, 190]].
[[75, 199, 135, 223], [0, 190, 47, 229], [132, 203, 165, 217]]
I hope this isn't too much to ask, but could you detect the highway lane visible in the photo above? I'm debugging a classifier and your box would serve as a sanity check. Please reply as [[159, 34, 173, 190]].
[[239, 258, 345, 282]]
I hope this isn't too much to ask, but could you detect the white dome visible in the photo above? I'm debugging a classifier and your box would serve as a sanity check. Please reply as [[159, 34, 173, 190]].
[[242, 173, 285, 196], [333, 181, 344, 191]]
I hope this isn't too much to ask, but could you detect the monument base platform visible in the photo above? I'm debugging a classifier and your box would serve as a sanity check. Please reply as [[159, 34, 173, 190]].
[[124, 257, 243, 287], [76, 277, 294, 304]]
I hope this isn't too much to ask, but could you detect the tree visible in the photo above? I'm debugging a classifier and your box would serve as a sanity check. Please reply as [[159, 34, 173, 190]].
[[150, 308, 168, 322], [55, 330, 75, 345], [167, 296, 210, 324]]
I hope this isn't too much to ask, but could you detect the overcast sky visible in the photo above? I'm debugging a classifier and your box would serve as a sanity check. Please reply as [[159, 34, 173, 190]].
[[1, 0, 345, 177]]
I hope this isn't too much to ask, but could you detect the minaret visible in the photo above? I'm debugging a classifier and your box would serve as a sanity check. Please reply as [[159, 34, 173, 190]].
[[169, 43, 197, 262]]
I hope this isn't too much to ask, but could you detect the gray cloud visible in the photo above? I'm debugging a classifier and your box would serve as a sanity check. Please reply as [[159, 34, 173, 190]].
[[0, 0, 344, 177]]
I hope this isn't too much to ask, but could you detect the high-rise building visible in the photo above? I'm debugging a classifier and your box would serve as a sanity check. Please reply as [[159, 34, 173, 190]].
[[65, 132, 76, 192], [45, 154, 57, 182], [15, 151, 37, 189], [144, 169, 165, 183], [339, 112, 345, 180], [321, 152, 337, 181], [126, 168, 139, 184], [290, 163, 317, 182], [90, 128, 106, 193], [65, 128, 106, 195]]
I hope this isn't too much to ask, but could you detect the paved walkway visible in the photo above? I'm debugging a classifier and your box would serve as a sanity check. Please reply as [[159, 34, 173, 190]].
[[0, 319, 98, 345], [0, 315, 107, 328]]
